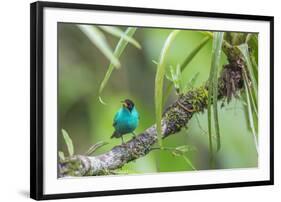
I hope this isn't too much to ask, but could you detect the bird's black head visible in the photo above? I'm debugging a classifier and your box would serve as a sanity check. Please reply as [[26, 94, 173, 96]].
[[122, 99, 135, 112]]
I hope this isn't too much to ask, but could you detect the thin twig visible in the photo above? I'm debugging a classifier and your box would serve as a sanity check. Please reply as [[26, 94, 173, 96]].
[[177, 101, 195, 112]]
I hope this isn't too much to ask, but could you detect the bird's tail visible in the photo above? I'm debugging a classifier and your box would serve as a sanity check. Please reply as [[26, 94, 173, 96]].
[[111, 131, 118, 139]]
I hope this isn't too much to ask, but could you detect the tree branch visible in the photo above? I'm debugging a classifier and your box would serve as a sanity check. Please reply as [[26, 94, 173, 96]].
[[59, 44, 245, 177]]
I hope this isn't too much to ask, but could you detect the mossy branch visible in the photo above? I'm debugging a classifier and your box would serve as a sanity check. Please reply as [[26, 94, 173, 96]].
[[59, 43, 245, 177]]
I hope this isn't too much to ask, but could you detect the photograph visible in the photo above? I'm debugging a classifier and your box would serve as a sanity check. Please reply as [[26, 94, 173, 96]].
[[30, 1, 274, 199], [57, 23, 259, 177]]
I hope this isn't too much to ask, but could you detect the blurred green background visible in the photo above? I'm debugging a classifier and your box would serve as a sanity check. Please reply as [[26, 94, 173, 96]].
[[58, 23, 257, 174]]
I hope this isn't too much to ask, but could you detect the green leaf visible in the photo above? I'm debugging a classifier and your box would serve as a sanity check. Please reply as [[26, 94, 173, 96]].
[[155, 30, 180, 149], [170, 145, 197, 170], [166, 64, 182, 92], [189, 72, 200, 87], [84, 141, 108, 156], [180, 36, 211, 71], [238, 44, 258, 106], [242, 74, 259, 154], [99, 26, 141, 49], [98, 27, 138, 104], [77, 25, 120, 68], [207, 32, 224, 165], [182, 155, 197, 170], [239, 42, 259, 154], [58, 151, 65, 161], [199, 31, 213, 38], [152, 60, 158, 65], [172, 145, 196, 156], [212, 32, 224, 152], [163, 35, 210, 104], [62, 129, 74, 157], [162, 82, 174, 104], [242, 69, 258, 119], [246, 34, 259, 91], [183, 72, 200, 92], [165, 66, 173, 81], [98, 96, 107, 105], [246, 33, 258, 66], [250, 54, 258, 82]]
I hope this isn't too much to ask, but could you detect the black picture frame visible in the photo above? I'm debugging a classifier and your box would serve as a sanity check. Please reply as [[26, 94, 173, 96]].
[[30, 1, 274, 200]]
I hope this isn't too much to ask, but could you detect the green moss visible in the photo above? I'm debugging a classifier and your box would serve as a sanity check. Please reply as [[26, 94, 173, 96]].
[[189, 86, 208, 112], [163, 86, 208, 137]]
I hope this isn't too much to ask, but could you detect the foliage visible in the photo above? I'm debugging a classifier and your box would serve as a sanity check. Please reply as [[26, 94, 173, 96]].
[[77, 25, 120, 68], [61, 129, 74, 157], [84, 141, 108, 156], [164, 35, 210, 101], [155, 30, 180, 148], [98, 27, 140, 104], [60, 129, 108, 159], [207, 32, 224, 166], [238, 43, 259, 153]]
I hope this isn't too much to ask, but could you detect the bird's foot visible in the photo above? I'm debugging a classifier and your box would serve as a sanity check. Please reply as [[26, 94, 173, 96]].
[[121, 136, 126, 146], [132, 132, 137, 139]]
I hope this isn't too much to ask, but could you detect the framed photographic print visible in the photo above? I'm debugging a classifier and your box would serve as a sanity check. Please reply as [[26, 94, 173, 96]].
[[30, 1, 274, 200]]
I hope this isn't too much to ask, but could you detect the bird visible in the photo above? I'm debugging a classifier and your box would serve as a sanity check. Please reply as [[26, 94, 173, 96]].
[[111, 99, 139, 144]]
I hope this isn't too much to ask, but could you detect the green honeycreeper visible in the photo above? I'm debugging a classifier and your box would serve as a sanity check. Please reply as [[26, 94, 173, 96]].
[[111, 99, 139, 144]]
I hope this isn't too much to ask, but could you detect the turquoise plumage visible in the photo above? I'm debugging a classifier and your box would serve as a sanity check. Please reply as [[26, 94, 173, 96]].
[[111, 99, 139, 144]]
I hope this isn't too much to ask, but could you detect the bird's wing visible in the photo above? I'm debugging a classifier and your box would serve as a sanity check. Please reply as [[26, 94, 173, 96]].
[[131, 108, 140, 123], [132, 108, 140, 120], [113, 110, 120, 127]]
